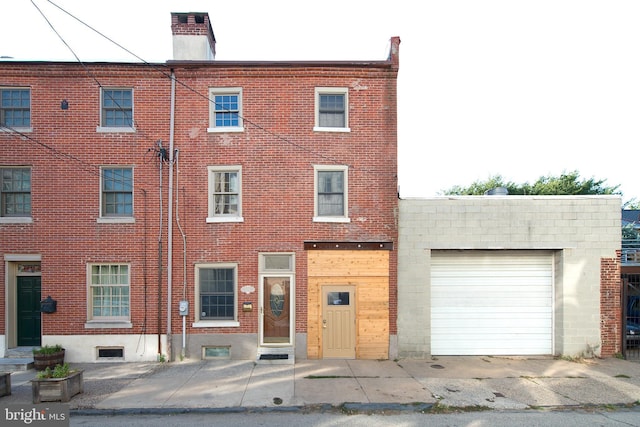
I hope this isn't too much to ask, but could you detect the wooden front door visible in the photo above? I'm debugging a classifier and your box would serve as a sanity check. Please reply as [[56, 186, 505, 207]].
[[322, 285, 355, 358], [262, 276, 292, 345], [17, 276, 41, 346]]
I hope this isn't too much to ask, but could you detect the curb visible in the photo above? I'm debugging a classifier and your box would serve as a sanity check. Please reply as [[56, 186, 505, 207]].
[[70, 402, 436, 416]]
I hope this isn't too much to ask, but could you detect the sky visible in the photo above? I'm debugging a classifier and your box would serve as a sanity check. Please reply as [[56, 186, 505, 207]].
[[4, 0, 640, 201]]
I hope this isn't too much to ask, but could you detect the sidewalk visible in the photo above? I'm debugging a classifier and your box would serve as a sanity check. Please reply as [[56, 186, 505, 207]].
[[1, 356, 639, 413]]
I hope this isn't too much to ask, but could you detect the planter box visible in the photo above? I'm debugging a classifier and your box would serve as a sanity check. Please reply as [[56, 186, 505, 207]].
[[31, 370, 83, 403], [0, 372, 10, 397], [33, 349, 65, 371]]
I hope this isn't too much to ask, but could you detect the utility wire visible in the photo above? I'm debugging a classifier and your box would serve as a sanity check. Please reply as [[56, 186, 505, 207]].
[[41, 0, 396, 173], [31, 0, 166, 150], [0, 124, 164, 189]]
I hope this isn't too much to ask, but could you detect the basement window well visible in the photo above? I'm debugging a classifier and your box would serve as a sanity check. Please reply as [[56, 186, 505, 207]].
[[97, 347, 124, 360], [202, 346, 230, 360]]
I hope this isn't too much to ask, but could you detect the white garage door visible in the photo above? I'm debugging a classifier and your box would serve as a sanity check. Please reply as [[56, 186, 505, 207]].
[[431, 251, 553, 355]]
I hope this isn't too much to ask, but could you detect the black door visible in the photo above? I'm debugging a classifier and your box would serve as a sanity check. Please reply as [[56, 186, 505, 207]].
[[17, 276, 41, 346]]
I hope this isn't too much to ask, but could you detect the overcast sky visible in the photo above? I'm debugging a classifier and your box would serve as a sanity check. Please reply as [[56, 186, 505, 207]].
[[4, 1, 640, 201]]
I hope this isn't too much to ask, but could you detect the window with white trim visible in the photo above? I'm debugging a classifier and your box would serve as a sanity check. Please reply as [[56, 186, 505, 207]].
[[98, 88, 134, 132], [1, 88, 31, 128], [208, 88, 243, 132], [207, 166, 243, 222], [0, 167, 31, 218], [314, 87, 349, 132], [194, 263, 239, 327], [313, 165, 350, 222], [88, 264, 130, 321], [101, 167, 133, 219]]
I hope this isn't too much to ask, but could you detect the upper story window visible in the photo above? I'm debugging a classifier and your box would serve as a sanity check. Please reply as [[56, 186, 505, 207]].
[[100, 167, 133, 222], [314, 87, 350, 132], [313, 165, 350, 223], [1, 88, 31, 129], [0, 167, 31, 220], [208, 88, 243, 133], [98, 88, 134, 132], [207, 166, 243, 223]]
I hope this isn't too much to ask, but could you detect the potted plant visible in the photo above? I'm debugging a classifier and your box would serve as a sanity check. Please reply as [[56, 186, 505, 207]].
[[32, 344, 65, 371], [31, 363, 83, 403]]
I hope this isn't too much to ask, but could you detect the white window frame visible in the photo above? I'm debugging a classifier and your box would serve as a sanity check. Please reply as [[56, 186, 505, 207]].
[[98, 166, 135, 224], [313, 165, 350, 223], [207, 166, 243, 223], [0, 166, 32, 224], [314, 87, 350, 132], [193, 263, 240, 328], [97, 87, 136, 133], [85, 263, 132, 329], [0, 87, 32, 132], [208, 87, 244, 133]]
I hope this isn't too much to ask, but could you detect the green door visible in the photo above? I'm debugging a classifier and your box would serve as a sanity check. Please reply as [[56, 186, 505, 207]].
[[17, 276, 41, 346]]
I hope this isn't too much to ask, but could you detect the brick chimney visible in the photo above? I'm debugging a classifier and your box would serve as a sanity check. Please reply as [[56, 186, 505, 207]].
[[171, 12, 216, 60]]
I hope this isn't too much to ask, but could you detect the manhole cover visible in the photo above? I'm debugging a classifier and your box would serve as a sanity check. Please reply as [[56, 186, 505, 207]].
[[273, 397, 283, 405], [430, 364, 445, 369]]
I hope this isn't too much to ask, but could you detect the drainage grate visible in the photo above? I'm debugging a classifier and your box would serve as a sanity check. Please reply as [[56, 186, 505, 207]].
[[259, 354, 289, 360]]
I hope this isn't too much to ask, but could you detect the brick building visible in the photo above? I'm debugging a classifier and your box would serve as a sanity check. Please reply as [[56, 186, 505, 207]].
[[0, 13, 400, 363]]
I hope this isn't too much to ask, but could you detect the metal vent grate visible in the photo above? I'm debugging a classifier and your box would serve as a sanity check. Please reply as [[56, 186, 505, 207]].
[[259, 354, 289, 360]]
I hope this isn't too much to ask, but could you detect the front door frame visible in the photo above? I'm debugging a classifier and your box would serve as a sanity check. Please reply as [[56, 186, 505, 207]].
[[4, 255, 42, 350]]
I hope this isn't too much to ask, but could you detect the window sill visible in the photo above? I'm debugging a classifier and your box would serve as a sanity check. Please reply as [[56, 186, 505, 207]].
[[206, 216, 244, 223], [313, 126, 351, 133], [313, 216, 351, 223], [84, 321, 132, 329], [97, 217, 135, 224], [0, 126, 32, 133], [207, 127, 244, 133], [192, 321, 240, 328], [96, 126, 136, 133], [0, 217, 33, 224]]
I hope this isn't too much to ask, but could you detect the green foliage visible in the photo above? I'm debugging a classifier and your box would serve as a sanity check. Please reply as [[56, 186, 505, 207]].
[[623, 222, 639, 240], [442, 171, 621, 196], [32, 344, 63, 355], [36, 363, 72, 379]]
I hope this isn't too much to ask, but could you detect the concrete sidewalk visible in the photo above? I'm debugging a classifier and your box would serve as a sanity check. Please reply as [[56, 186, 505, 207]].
[[1, 356, 639, 413]]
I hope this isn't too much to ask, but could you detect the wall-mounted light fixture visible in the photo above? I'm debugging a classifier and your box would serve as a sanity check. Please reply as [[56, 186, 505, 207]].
[[60, 100, 68, 110]]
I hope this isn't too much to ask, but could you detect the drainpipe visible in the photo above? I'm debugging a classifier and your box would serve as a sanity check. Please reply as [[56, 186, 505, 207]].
[[167, 70, 176, 360]]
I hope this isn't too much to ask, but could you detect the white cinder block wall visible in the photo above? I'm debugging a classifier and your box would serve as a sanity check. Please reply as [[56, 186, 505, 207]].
[[397, 196, 621, 358]]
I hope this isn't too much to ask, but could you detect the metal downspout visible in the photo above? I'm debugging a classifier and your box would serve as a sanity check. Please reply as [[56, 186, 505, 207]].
[[167, 70, 176, 360]]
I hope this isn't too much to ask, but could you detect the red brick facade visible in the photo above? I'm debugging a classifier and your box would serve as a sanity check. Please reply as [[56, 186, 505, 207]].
[[0, 32, 399, 361], [601, 252, 622, 356]]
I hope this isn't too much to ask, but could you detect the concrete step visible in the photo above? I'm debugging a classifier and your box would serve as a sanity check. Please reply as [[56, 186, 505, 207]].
[[0, 358, 34, 372], [1, 347, 35, 371], [256, 346, 295, 365]]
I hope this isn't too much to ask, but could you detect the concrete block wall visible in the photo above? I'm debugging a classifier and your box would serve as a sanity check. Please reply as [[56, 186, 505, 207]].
[[398, 195, 621, 358]]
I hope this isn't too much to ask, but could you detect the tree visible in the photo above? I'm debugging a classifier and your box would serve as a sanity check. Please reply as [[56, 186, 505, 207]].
[[441, 171, 621, 196]]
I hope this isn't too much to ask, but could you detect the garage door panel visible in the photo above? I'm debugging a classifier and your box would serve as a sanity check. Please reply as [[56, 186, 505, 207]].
[[432, 298, 552, 307], [433, 340, 552, 355], [431, 251, 553, 356]]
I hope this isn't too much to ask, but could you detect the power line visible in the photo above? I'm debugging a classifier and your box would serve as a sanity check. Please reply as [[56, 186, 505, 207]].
[[41, 0, 392, 172]]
